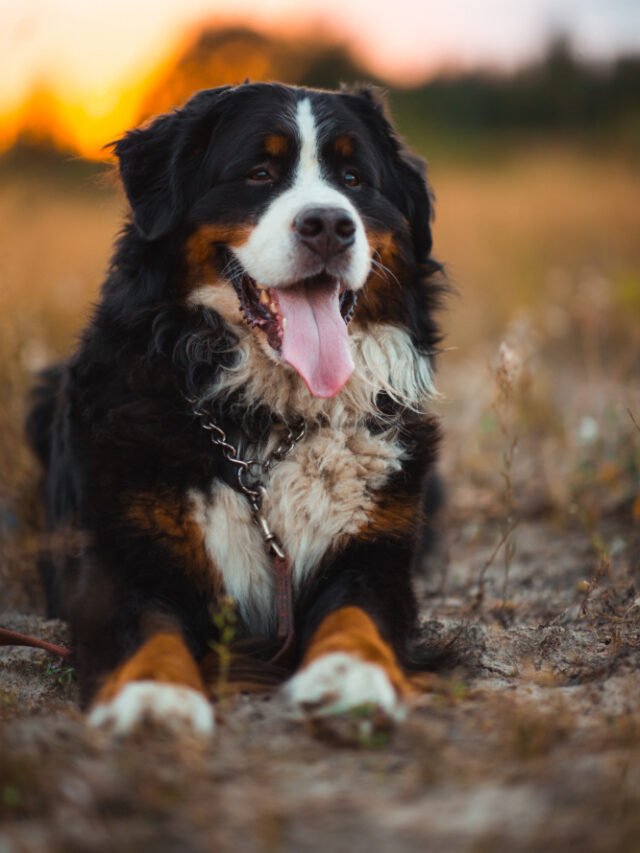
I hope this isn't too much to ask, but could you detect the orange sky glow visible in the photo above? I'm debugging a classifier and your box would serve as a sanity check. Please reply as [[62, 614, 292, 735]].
[[2, 0, 639, 160]]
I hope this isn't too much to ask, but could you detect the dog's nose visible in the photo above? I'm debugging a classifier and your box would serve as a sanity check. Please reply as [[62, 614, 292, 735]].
[[293, 206, 356, 259]]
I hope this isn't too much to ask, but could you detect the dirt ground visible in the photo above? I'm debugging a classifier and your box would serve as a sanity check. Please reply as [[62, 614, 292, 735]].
[[2, 464, 639, 852], [1, 150, 639, 852]]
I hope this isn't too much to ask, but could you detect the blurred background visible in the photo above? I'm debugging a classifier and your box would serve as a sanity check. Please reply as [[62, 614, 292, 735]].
[[1, 0, 639, 605], [1, 6, 639, 845]]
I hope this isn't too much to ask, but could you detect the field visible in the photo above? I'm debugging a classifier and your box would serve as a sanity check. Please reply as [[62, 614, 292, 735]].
[[1, 139, 639, 851]]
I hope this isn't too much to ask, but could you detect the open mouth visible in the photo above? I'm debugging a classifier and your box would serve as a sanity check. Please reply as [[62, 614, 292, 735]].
[[234, 271, 358, 352], [232, 271, 359, 398]]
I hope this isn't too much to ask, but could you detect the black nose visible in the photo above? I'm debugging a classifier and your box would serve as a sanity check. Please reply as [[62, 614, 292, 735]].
[[293, 206, 356, 259]]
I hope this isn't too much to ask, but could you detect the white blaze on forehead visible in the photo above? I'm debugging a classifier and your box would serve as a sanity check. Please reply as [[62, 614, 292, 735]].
[[297, 98, 321, 181], [232, 97, 371, 291]]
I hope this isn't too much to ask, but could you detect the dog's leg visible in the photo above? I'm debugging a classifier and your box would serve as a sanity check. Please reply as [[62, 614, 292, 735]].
[[283, 530, 421, 726], [52, 487, 218, 735], [87, 611, 214, 736], [284, 605, 411, 723]]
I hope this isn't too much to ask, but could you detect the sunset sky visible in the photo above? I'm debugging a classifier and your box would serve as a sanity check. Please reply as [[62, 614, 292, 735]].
[[2, 0, 639, 157]]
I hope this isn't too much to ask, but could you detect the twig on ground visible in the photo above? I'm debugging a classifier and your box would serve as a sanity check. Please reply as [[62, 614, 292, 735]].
[[472, 518, 520, 610]]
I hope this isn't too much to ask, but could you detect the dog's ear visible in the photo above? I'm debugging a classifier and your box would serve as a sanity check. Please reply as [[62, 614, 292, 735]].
[[340, 85, 434, 261], [112, 87, 232, 241], [393, 148, 434, 261], [113, 113, 184, 241]]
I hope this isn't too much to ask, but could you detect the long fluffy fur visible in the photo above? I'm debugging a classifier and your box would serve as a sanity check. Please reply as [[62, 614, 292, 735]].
[[27, 83, 446, 715]]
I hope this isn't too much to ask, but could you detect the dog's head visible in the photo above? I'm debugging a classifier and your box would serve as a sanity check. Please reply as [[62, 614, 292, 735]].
[[114, 83, 436, 399]]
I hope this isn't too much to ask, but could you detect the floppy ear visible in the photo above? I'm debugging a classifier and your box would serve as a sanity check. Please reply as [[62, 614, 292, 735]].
[[113, 113, 185, 241], [340, 85, 434, 261], [113, 87, 232, 241], [394, 149, 434, 261]]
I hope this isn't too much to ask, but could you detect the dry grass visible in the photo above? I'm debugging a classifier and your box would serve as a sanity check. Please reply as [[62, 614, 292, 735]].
[[0, 142, 639, 852], [426, 147, 640, 544], [432, 144, 640, 346], [1, 142, 637, 646], [1, 140, 638, 641]]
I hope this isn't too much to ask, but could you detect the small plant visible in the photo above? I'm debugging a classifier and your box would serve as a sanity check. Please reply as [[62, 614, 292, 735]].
[[432, 677, 468, 706], [1, 784, 21, 809], [39, 659, 75, 687], [347, 702, 392, 749], [209, 596, 238, 699], [308, 702, 393, 749], [474, 341, 522, 611]]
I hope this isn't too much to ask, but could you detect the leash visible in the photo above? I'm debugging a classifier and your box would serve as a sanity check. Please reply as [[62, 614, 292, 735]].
[[190, 399, 305, 666], [1, 405, 303, 670]]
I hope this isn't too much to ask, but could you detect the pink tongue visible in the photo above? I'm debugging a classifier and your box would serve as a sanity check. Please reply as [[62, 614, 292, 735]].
[[276, 281, 354, 398]]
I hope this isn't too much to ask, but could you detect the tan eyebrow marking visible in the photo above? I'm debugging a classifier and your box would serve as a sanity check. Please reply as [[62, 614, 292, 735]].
[[264, 134, 289, 156], [334, 135, 354, 157]]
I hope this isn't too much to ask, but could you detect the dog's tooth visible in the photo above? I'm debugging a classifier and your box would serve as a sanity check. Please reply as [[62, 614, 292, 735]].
[[282, 317, 287, 331], [270, 302, 277, 314], [259, 290, 270, 305]]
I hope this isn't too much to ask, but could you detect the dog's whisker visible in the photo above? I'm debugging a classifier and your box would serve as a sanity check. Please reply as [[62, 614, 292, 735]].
[[370, 257, 401, 289]]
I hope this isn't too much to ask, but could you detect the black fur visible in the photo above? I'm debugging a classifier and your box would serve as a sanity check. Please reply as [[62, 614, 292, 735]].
[[27, 83, 445, 706]]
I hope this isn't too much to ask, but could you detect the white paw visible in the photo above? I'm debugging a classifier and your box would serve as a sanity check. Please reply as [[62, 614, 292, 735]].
[[282, 652, 405, 722], [88, 681, 215, 736]]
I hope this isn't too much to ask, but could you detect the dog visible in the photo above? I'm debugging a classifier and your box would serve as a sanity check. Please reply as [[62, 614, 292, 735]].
[[27, 83, 444, 735]]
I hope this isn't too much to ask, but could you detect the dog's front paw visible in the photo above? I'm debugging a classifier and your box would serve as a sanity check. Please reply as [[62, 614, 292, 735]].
[[88, 681, 215, 736], [283, 652, 406, 730]]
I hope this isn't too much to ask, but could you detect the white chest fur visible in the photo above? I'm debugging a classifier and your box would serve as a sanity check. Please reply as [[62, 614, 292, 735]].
[[189, 424, 404, 635]]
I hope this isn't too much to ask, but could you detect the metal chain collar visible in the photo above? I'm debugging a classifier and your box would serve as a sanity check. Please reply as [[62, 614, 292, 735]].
[[0, 406, 306, 666], [189, 399, 306, 560]]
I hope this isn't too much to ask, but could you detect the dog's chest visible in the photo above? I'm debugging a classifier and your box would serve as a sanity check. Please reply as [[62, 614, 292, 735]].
[[190, 424, 403, 634]]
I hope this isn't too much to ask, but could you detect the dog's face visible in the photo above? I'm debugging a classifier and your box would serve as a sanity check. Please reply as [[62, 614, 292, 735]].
[[115, 83, 434, 398]]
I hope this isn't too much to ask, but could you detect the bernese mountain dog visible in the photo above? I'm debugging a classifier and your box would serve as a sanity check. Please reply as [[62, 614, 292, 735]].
[[27, 83, 444, 735]]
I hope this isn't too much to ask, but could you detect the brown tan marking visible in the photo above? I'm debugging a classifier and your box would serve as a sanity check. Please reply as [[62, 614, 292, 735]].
[[356, 228, 409, 327], [185, 222, 252, 270], [356, 492, 422, 543], [300, 606, 412, 696], [333, 135, 354, 157], [127, 492, 219, 594], [368, 229, 402, 267], [94, 625, 206, 705], [264, 133, 289, 156]]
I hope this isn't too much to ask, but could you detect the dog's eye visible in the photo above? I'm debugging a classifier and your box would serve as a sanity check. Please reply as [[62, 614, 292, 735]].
[[343, 170, 360, 187], [248, 167, 272, 183]]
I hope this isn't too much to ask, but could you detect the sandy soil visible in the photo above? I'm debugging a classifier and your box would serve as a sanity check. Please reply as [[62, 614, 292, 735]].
[[2, 497, 639, 853]]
